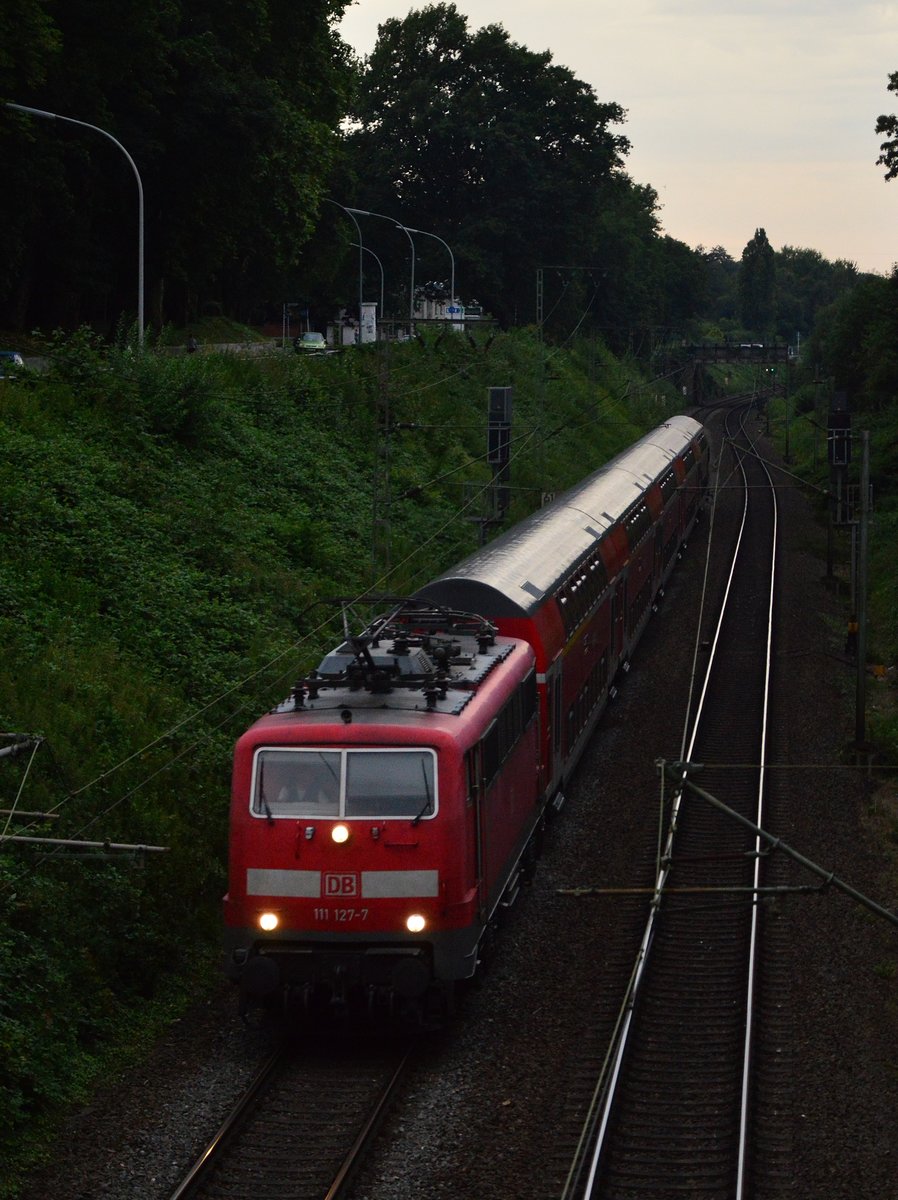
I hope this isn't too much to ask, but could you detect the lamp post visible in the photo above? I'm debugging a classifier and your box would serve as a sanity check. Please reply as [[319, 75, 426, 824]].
[[397, 225, 455, 323], [7, 102, 145, 347], [351, 244, 384, 334], [346, 208, 416, 335], [323, 199, 364, 336]]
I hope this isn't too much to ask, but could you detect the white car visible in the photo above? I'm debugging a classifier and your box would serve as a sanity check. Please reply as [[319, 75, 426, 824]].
[[293, 332, 327, 354]]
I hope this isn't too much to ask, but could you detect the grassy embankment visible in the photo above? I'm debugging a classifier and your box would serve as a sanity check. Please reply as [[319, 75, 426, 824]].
[[0, 323, 687, 1192]]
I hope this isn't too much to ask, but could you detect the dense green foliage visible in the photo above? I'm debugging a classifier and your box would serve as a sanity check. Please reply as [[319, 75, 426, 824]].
[[0, 0, 354, 330], [0, 1, 714, 343], [0, 327, 681, 1187], [693, 241, 862, 345], [803, 269, 898, 411], [346, 4, 624, 329], [339, 4, 713, 343], [0, 1, 872, 351], [1, 9, 896, 1193], [765, 266, 898, 751]]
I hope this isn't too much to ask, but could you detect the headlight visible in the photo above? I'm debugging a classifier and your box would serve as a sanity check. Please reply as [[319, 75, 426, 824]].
[[258, 911, 279, 932], [406, 913, 426, 933], [331, 823, 350, 844]]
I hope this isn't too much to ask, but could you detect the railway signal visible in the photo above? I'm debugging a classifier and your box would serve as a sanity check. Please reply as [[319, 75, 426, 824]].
[[828, 394, 852, 466]]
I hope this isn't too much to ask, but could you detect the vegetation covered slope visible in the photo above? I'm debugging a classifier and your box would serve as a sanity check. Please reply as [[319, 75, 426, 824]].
[[780, 268, 898, 737], [0, 327, 681, 1179]]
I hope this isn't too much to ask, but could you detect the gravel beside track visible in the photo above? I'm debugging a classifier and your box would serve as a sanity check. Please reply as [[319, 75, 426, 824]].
[[18, 420, 898, 1200]]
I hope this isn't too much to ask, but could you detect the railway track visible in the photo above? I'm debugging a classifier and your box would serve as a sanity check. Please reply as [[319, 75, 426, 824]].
[[167, 1033, 414, 1200], [170, 402, 813, 1200], [561, 402, 788, 1199]]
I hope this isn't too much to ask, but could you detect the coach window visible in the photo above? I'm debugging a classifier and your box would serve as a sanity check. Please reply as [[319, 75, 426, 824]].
[[253, 749, 340, 817], [345, 750, 437, 819], [481, 719, 501, 787]]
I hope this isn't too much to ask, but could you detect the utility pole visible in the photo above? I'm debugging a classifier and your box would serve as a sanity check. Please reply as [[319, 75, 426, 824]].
[[855, 430, 870, 749], [371, 343, 392, 577]]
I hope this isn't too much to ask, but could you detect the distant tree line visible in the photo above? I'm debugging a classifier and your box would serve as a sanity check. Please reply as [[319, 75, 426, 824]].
[[696, 232, 863, 347], [0, 1, 868, 342]]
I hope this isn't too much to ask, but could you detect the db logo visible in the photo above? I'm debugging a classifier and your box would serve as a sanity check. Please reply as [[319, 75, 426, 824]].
[[324, 872, 359, 897]]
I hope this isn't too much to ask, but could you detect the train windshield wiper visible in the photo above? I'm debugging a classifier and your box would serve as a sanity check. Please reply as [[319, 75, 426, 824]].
[[258, 760, 274, 825], [411, 759, 433, 826]]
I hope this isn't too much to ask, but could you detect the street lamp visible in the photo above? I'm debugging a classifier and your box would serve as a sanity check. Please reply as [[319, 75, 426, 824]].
[[323, 199, 364, 334], [346, 208, 416, 335], [397, 225, 455, 324], [7, 102, 145, 347], [351, 244, 384, 334]]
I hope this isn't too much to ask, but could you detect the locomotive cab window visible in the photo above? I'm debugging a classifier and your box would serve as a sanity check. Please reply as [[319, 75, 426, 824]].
[[251, 747, 437, 820], [345, 750, 435, 819], [254, 749, 340, 816]]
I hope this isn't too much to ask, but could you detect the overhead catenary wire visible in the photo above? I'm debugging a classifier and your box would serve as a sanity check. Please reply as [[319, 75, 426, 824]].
[[7, 394, 846, 859], [0, 432, 541, 879], [0, 356, 707, 857], [75, 348, 689, 786], [0, 324, 709, 882]]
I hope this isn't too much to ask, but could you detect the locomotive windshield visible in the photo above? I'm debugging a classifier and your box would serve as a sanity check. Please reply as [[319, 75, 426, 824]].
[[345, 751, 434, 818], [252, 748, 436, 819], [254, 750, 340, 816]]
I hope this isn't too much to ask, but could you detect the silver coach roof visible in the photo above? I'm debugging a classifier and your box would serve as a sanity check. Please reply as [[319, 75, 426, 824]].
[[416, 415, 703, 618]]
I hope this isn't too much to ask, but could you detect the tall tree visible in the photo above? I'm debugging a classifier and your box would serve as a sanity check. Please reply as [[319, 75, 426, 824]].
[[345, 3, 635, 329], [698, 246, 737, 322], [0, 0, 355, 331], [0, 0, 61, 322], [0, 0, 59, 96], [653, 235, 707, 327], [738, 228, 776, 336]]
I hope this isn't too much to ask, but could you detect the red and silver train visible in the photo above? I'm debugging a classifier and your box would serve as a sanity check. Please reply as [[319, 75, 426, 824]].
[[223, 415, 709, 1021]]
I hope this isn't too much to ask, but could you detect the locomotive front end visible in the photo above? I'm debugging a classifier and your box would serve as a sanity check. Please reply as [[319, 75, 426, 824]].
[[223, 602, 534, 1024], [224, 738, 463, 1020]]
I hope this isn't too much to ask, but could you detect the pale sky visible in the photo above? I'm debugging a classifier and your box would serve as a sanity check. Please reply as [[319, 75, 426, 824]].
[[338, 0, 898, 275]]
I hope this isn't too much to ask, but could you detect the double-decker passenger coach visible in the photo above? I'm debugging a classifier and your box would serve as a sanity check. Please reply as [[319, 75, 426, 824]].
[[416, 414, 708, 804]]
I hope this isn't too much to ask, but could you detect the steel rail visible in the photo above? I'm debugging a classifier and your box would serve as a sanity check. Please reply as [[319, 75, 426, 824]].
[[571, 403, 775, 1199], [166, 1047, 284, 1200], [323, 1040, 417, 1199], [167, 1038, 415, 1200], [729, 415, 778, 1200]]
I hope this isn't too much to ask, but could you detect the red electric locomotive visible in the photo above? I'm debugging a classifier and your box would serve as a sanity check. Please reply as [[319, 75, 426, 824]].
[[223, 605, 542, 1022], [223, 415, 707, 1021]]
